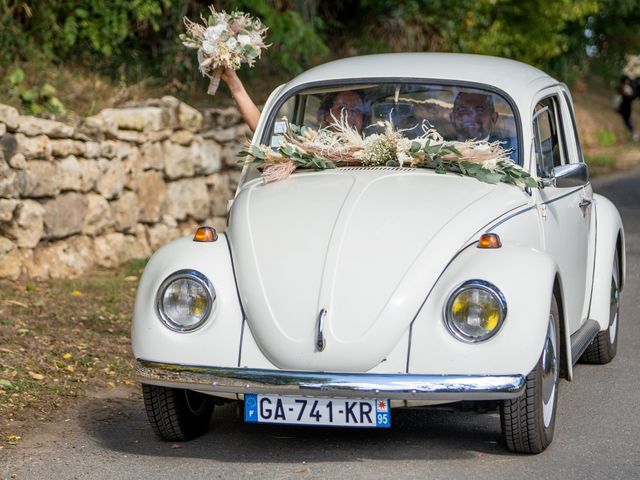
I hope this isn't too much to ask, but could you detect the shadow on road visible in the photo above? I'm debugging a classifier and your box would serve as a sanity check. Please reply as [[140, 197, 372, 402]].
[[80, 394, 513, 462]]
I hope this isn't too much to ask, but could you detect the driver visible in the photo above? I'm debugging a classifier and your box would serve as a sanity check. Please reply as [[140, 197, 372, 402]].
[[450, 91, 517, 159], [450, 92, 498, 142]]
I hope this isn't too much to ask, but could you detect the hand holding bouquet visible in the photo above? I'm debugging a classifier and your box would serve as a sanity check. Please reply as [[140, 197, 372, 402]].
[[180, 6, 269, 95]]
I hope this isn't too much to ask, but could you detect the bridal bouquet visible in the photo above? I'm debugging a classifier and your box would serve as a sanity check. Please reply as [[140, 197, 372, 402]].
[[180, 6, 269, 95]]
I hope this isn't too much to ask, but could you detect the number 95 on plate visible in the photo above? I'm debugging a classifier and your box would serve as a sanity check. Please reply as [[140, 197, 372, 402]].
[[244, 394, 391, 428]]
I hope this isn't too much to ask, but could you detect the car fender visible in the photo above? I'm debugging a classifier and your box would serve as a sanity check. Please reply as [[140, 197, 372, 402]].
[[131, 234, 243, 367], [408, 244, 558, 377], [589, 193, 625, 330]]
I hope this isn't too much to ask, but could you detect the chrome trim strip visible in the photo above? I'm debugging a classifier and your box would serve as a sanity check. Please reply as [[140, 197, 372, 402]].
[[135, 360, 526, 401], [486, 205, 536, 233], [539, 186, 584, 205], [570, 319, 600, 365]]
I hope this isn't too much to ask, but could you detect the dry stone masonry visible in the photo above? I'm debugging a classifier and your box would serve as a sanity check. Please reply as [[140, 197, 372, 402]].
[[0, 97, 249, 280]]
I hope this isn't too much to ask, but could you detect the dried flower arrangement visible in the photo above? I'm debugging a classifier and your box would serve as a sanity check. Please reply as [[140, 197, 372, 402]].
[[180, 5, 269, 95], [240, 117, 539, 188]]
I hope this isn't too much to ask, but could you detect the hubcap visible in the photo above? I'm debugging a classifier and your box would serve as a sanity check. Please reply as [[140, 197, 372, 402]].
[[542, 313, 558, 428], [609, 275, 620, 344]]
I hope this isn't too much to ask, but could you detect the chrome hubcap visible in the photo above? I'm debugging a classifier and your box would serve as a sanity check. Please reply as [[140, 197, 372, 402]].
[[609, 275, 620, 345], [542, 313, 558, 428]]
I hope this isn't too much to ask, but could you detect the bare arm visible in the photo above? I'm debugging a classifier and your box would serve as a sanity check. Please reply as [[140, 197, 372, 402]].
[[221, 69, 260, 131]]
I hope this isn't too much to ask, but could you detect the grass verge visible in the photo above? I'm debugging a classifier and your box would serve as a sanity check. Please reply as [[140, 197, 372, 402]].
[[0, 259, 146, 448]]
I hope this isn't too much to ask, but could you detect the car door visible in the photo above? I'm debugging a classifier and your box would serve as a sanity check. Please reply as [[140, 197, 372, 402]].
[[534, 89, 593, 334]]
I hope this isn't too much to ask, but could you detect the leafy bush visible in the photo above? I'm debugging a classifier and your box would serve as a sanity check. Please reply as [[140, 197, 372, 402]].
[[5, 67, 66, 115]]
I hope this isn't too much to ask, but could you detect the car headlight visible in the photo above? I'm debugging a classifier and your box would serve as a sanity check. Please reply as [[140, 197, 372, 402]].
[[444, 280, 506, 343], [156, 270, 215, 332]]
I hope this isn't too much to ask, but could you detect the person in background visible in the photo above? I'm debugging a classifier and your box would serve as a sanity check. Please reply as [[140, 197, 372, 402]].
[[616, 75, 637, 140]]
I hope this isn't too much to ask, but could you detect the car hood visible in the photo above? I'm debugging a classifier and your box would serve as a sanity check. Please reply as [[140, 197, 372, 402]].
[[228, 169, 529, 372]]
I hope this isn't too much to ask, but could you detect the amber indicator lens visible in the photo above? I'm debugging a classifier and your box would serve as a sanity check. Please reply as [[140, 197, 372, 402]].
[[478, 233, 501, 249], [193, 226, 218, 242]]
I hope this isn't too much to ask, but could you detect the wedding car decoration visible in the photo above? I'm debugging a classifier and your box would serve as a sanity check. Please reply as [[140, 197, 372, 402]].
[[241, 118, 539, 187], [180, 5, 269, 95], [132, 53, 625, 455]]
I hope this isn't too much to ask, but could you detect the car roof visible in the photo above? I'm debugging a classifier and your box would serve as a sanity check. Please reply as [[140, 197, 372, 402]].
[[284, 53, 558, 99]]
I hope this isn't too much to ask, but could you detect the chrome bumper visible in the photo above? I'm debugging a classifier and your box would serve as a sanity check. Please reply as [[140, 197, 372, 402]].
[[135, 360, 526, 401]]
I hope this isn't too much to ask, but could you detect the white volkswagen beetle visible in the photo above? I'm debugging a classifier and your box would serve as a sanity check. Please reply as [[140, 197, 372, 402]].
[[132, 53, 625, 454]]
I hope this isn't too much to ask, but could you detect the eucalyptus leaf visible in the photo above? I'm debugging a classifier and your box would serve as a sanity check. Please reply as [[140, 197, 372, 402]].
[[250, 145, 265, 159]]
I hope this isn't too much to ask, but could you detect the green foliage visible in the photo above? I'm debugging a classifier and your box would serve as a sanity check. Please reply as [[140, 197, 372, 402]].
[[216, 0, 328, 74], [2, 0, 639, 106], [597, 129, 617, 147], [5, 67, 66, 115], [461, 0, 600, 68], [585, 154, 616, 167]]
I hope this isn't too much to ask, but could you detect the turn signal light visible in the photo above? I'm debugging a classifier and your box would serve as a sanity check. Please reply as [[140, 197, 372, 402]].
[[478, 233, 501, 249], [193, 226, 218, 242]]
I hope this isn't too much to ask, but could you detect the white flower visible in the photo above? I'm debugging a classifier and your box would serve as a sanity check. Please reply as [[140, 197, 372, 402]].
[[202, 40, 217, 55], [237, 34, 251, 46], [226, 37, 239, 49], [205, 23, 228, 42], [482, 158, 498, 170]]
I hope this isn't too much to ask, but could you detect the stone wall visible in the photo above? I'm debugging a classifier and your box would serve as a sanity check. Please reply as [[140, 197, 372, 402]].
[[0, 98, 250, 280]]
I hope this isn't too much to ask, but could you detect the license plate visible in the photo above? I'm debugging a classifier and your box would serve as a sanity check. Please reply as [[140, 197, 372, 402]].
[[244, 394, 391, 428]]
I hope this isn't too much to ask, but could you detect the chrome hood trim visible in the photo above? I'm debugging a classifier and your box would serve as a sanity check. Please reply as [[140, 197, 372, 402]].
[[136, 360, 525, 401]]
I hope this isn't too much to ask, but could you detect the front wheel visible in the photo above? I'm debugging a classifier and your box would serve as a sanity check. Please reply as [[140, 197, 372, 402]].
[[500, 294, 560, 454], [581, 251, 620, 364], [142, 384, 215, 441]]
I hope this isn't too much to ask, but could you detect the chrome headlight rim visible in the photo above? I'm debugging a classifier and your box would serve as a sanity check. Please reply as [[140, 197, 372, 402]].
[[155, 269, 215, 333], [444, 279, 507, 344]]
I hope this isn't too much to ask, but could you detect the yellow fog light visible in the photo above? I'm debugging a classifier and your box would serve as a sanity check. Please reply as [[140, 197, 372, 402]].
[[444, 280, 506, 343], [156, 270, 215, 332]]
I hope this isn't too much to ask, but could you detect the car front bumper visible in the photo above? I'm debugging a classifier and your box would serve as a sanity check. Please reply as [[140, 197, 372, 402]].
[[135, 360, 526, 401]]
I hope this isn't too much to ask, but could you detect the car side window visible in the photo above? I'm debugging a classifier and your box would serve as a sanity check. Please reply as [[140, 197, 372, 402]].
[[533, 96, 567, 178], [562, 92, 585, 163]]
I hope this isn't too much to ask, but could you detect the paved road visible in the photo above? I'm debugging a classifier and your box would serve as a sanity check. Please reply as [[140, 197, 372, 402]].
[[2, 171, 640, 480]]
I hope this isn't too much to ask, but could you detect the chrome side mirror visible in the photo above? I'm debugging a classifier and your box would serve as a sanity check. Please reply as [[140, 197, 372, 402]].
[[541, 163, 589, 188]]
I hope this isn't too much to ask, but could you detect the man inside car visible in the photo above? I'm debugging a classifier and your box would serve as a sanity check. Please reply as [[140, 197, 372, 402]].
[[450, 91, 517, 159]]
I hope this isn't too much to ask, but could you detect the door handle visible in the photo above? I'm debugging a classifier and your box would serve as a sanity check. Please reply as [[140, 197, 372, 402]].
[[579, 198, 592, 208]]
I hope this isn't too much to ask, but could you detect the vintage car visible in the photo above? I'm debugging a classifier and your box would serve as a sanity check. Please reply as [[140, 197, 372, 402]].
[[132, 53, 625, 454]]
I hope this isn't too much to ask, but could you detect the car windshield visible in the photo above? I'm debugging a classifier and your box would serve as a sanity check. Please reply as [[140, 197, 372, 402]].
[[243, 82, 519, 184]]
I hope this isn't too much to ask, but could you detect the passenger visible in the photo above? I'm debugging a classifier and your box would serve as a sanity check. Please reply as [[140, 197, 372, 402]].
[[222, 69, 366, 135], [221, 68, 261, 131], [319, 91, 366, 133]]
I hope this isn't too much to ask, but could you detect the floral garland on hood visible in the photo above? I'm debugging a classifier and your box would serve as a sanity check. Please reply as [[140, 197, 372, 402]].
[[180, 6, 269, 95], [240, 117, 539, 188]]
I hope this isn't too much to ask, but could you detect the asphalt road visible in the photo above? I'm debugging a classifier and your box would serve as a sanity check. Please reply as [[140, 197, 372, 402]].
[[2, 170, 640, 480]]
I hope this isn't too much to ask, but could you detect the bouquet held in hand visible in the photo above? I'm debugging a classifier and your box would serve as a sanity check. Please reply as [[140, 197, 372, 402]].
[[180, 6, 269, 95]]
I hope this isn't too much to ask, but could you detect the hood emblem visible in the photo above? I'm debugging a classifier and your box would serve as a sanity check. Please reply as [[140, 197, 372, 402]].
[[316, 308, 327, 352]]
